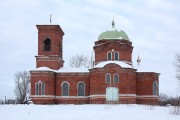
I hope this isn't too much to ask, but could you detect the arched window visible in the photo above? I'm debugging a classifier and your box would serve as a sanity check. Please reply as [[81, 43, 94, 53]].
[[62, 82, 69, 96], [35, 82, 39, 95], [114, 51, 119, 60], [78, 82, 85, 96], [113, 73, 119, 83], [35, 81, 45, 95], [153, 81, 158, 95], [44, 38, 51, 51], [41, 82, 45, 95], [105, 73, 111, 83], [107, 51, 112, 60]]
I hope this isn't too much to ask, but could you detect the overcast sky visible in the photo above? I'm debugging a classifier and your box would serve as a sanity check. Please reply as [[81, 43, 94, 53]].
[[0, 0, 180, 99]]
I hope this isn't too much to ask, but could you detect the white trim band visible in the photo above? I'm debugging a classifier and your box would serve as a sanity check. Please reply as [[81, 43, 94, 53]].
[[31, 94, 158, 98]]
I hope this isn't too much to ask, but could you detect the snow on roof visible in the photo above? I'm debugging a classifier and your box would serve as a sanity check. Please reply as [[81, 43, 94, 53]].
[[37, 24, 59, 25], [136, 66, 159, 73], [33, 63, 158, 73], [57, 67, 89, 73], [35, 67, 52, 71], [34, 67, 89, 73], [94, 61, 132, 68]]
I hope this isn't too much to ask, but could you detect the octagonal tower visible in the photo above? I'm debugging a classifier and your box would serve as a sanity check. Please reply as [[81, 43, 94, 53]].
[[93, 21, 133, 65]]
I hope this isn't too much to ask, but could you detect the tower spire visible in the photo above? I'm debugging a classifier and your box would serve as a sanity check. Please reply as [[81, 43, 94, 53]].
[[50, 14, 52, 23], [137, 53, 141, 66], [112, 15, 115, 28], [91, 50, 95, 68]]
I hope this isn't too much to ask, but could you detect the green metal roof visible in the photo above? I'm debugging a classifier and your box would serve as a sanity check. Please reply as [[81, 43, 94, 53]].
[[98, 29, 130, 41]]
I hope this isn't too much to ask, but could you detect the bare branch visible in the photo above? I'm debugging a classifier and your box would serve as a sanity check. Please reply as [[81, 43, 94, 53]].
[[69, 54, 90, 68], [14, 71, 30, 103], [175, 53, 180, 81]]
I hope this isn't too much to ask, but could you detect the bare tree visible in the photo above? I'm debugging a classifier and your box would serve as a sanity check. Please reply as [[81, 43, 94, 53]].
[[69, 54, 90, 68], [175, 53, 180, 80], [159, 93, 169, 106], [14, 71, 30, 104]]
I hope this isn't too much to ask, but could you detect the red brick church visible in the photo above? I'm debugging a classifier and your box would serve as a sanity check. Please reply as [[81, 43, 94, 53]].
[[30, 20, 159, 104]]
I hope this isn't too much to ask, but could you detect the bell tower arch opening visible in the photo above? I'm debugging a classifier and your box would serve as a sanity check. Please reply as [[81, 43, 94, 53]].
[[43, 37, 51, 51]]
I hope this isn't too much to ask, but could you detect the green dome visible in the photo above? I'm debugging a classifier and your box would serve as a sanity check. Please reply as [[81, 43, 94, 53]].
[[98, 29, 129, 41]]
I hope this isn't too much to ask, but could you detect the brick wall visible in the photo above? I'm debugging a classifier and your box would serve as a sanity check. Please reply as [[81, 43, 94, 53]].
[[136, 72, 159, 95], [30, 69, 159, 104], [36, 56, 63, 70], [94, 40, 133, 64], [89, 64, 136, 95], [55, 73, 90, 96], [30, 71, 56, 96]]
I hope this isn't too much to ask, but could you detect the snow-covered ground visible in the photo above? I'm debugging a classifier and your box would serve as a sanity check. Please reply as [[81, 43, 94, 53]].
[[0, 104, 179, 120]]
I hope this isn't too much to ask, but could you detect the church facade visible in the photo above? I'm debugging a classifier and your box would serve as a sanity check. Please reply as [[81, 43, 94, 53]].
[[30, 22, 159, 104]]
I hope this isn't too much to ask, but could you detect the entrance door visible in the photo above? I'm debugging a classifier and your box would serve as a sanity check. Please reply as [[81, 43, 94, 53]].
[[106, 87, 119, 101]]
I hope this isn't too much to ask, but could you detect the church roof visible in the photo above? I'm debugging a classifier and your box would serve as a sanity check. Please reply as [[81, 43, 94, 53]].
[[98, 29, 129, 41], [32, 61, 132, 72], [58, 67, 89, 73], [33, 67, 89, 73], [94, 61, 132, 68], [98, 19, 130, 41]]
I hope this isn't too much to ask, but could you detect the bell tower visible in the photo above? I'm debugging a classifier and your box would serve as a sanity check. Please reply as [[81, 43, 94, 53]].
[[36, 25, 64, 70]]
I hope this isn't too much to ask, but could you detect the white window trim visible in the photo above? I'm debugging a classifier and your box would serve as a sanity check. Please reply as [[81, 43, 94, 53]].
[[153, 81, 158, 95], [77, 81, 86, 96], [61, 81, 70, 96], [35, 82, 39, 95], [114, 51, 119, 60], [61, 81, 70, 86], [105, 73, 111, 83], [41, 82, 45, 95], [107, 51, 112, 60], [113, 73, 119, 83], [35, 81, 46, 96]]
